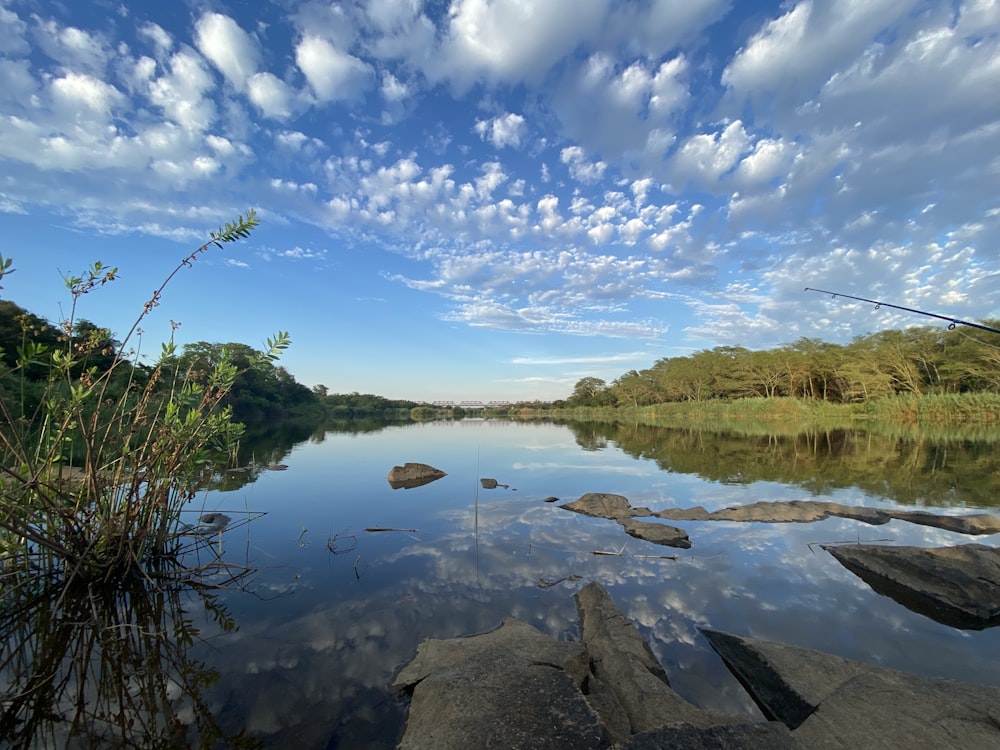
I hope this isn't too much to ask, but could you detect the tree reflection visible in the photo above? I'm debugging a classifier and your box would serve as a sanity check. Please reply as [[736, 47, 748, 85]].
[[560, 420, 1000, 508], [0, 538, 259, 749]]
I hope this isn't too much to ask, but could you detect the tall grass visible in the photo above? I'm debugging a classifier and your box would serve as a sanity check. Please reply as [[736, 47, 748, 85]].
[[0, 210, 284, 586], [550, 394, 1000, 434]]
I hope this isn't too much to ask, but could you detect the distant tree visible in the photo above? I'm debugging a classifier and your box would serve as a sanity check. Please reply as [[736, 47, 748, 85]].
[[570, 377, 609, 405]]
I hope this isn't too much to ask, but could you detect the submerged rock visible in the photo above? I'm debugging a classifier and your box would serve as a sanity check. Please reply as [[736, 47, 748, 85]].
[[560, 494, 689, 548], [395, 582, 1000, 749], [387, 463, 447, 490], [394, 582, 747, 749], [823, 543, 1000, 629], [654, 500, 1000, 535], [702, 629, 1000, 749]]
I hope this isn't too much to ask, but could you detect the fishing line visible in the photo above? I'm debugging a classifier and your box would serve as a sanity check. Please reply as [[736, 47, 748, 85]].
[[804, 287, 1000, 336]]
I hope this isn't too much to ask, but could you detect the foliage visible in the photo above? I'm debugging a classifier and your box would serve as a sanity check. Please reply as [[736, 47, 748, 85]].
[[0, 210, 280, 585], [564, 324, 1000, 417]]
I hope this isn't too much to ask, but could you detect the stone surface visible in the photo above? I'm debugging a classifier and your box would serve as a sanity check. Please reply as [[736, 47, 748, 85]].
[[393, 618, 606, 750], [620, 722, 802, 750], [618, 517, 692, 548], [394, 583, 746, 749], [823, 542, 1000, 629], [395, 584, 1000, 749], [702, 629, 1000, 750], [386, 462, 447, 489], [654, 500, 1000, 535], [560, 493, 653, 519], [560, 495, 690, 547]]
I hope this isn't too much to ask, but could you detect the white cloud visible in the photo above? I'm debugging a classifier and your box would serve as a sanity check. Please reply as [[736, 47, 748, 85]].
[[670, 121, 751, 186], [432, 0, 608, 89], [32, 19, 109, 72], [722, 0, 924, 117], [148, 49, 217, 133], [380, 71, 409, 101], [195, 12, 260, 92], [51, 72, 125, 118], [138, 22, 172, 54], [0, 4, 29, 55], [561, 145, 607, 183], [553, 53, 689, 169], [296, 35, 373, 102], [248, 72, 296, 119], [474, 112, 527, 148]]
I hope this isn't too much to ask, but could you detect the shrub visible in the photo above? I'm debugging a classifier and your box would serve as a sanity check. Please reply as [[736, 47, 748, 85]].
[[0, 210, 286, 584]]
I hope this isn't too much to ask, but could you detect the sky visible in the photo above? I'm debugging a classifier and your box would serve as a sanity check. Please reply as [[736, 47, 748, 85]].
[[1, 0, 999, 403]]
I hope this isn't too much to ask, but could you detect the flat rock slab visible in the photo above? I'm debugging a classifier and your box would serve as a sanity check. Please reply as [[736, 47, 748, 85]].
[[386, 462, 447, 489], [655, 500, 1000, 535], [620, 722, 802, 750], [393, 617, 605, 750], [823, 543, 1000, 629], [702, 629, 1000, 750], [560, 494, 690, 548], [395, 583, 752, 749]]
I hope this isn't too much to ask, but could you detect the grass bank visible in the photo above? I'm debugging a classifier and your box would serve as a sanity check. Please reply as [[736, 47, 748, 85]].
[[548, 393, 1000, 433]]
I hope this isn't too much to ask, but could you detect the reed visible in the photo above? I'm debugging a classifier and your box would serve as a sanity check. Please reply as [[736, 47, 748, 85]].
[[0, 211, 284, 587]]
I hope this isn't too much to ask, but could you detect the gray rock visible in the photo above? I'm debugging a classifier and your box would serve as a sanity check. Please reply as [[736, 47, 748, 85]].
[[386, 462, 447, 489], [654, 500, 1000, 535], [620, 722, 802, 750], [823, 543, 1000, 629], [480, 477, 498, 489], [702, 629, 1000, 750], [394, 583, 743, 749], [618, 517, 692, 549], [576, 582, 731, 739], [560, 492, 654, 519], [393, 618, 606, 750]]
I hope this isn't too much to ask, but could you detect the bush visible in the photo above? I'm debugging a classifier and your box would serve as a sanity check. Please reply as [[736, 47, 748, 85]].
[[0, 211, 287, 584]]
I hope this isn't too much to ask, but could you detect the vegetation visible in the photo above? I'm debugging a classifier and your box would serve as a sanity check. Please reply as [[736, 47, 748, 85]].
[[0, 210, 282, 585], [558, 327, 1000, 424]]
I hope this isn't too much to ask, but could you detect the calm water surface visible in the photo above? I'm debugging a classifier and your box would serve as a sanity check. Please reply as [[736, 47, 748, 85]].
[[186, 419, 1000, 748]]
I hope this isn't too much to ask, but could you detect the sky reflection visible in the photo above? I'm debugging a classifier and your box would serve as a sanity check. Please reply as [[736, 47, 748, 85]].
[[192, 420, 1000, 747]]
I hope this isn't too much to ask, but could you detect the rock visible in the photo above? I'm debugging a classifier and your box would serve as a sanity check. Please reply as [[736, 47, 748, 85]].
[[543, 496, 560, 503], [822, 543, 1000, 629], [702, 629, 1000, 749], [480, 478, 510, 489], [620, 722, 802, 750], [560, 494, 689, 548], [618, 517, 691, 549], [393, 617, 608, 749], [575, 582, 731, 738], [185, 513, 231, 535], [654, 500, 1000, 535], [394, 582, 746, 749], [387, 463, 447, 490], [560, 493, 654, 519]]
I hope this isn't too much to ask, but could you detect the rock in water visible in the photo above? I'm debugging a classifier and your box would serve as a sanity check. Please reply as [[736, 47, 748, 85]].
[[386, 462, 447, 489]]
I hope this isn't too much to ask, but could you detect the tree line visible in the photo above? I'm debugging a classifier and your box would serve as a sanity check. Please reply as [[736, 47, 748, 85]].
[[0, 299, 429, 423], [565, 324, 1000, 408]]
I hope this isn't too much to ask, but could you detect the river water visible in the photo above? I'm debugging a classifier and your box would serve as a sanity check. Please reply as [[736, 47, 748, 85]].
[[185, 418, 1000, 748]]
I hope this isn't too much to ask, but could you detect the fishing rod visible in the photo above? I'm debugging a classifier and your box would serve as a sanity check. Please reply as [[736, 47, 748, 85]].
[[804, 287, 1000, 336]]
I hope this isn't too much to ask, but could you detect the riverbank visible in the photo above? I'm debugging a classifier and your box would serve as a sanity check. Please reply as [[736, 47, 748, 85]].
[[534, 393, 1000, 433]]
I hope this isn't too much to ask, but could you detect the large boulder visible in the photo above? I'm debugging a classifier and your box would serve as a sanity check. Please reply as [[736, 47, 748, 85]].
[[386, 462, 447, 489], [393, 582, 755, 749], [823, 543, 1000, 629], [703, 629, 1000, 749]]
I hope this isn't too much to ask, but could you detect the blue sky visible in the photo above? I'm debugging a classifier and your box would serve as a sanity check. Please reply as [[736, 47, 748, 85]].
[[1, 0, 999, 402]]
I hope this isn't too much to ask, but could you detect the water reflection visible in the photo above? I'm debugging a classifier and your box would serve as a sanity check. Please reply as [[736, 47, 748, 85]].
[[12, 418, 996, 747], [0, 540, 258, 749], [559, 421, 1000, 507]]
